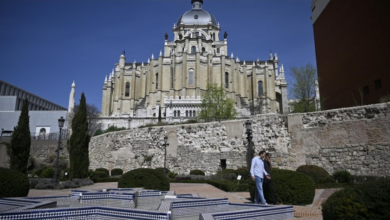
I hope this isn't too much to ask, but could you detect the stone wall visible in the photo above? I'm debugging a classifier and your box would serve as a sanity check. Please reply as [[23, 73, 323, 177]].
[[87, 102, 390, 176], [0, 139, 68, 169], [291, 103, 390, 176]]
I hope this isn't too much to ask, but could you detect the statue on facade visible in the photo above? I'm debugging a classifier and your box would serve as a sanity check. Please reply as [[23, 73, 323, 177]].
[[165, 33, 168, 40], [224, 31, 228, 39]]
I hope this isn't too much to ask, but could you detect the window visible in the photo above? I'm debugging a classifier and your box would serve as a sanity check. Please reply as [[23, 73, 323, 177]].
[[174, 110, 176, 117], [225, 72, 229, 88], [186, 110, 188, 117], [217, 48, 220, 53], [178, 110, 181, 117], [125, 82, 130, 97], [363, 86, 369, 95], [188, 69, 194, 85], [202, 47, 205, 52], [258, 81, 263, 96], [155, 73, 159, 89], [191, 46, 196, 54], [193, 110, 196, 117], [375, 79, 382, 89]]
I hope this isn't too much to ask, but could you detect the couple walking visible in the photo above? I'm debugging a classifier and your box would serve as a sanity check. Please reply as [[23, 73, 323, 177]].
[[250, 150, 278, 205]]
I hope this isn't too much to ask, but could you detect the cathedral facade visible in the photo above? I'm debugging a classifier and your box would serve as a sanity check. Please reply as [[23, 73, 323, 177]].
[[101, 0, 288, 124]]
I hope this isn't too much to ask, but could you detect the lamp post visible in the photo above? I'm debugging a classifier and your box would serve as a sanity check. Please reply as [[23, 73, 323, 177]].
[[245, 120, 253, 169], [54, 116, 65, 188], [162, 135, 169, 175]]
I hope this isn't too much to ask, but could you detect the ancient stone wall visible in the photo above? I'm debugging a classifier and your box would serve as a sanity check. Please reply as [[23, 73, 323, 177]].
[[88, 103, 390, 176]]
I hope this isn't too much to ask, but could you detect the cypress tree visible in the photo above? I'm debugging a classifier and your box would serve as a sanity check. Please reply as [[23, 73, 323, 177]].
[[9, 98, 31, 174], [69, 93, 90, 179]]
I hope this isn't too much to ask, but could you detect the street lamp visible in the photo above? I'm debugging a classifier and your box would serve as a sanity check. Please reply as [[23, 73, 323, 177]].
[[245, 120, 253, 169], [162, 135, 169, 175], [54, 116, 65, 188]]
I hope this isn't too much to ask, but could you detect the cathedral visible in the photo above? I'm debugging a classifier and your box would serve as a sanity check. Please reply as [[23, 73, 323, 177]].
[[101, 0, 288, 126]]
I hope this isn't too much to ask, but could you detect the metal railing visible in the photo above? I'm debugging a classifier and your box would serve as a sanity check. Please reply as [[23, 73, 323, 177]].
[[30, 130, 70, 140]]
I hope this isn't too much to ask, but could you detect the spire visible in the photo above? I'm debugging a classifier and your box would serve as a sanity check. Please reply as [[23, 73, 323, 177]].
[[279, 64, 285, 78], [159, 50, 162, 57], [274, 53, 278, 60], [269, 52, 273, 60], [231, 52, 234, 59], [104, 75, 107, 83], [243, 60, 246, 66], [173, 23, 176, 28], [236, 57, 239, 62], [148, 58, 150, 63], [151, 54, 154, 59], [265, 61, 268, 66], [68, 81, 75, 113], [109, 74, 111, 81], [111, 69, 114, 78], [142, 62, 144, 67]]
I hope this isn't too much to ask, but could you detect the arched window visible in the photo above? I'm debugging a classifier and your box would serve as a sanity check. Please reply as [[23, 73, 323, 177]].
[[186, 110, 188, 117], [191, 46, 196, 54], [178, 110, 181, 117], [155, 73, 159, 89], [225, 72, 229, 88], [213, 33, 215, 41], [174, 110, 176, 117], [258, 81, 263, 96], [193, 110, 196, 117], [202, 47, 205, 52], [125, 82, 130, 97], [188, 69, 194, 85]]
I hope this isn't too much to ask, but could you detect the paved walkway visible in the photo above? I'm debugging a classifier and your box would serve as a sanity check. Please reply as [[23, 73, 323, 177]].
[[28, 182, 338, 220]]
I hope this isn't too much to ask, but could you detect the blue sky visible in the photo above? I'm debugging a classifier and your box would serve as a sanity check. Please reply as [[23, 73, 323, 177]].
[[0, 0, 316, 110]]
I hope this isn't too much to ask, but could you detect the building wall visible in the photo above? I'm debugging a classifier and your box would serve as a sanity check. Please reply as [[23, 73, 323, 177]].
[[312, 1, 390, 110], [89, 102, 390, 176]]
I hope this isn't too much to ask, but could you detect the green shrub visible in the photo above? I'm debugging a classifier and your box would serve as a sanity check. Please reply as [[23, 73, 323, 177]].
[[155, 167, 170, 174], [32, 166, 47, 177], [333, 170, 352, 183], [235, 167, 250, 180], [95, 168, 109, 177], [0, 167, 30, 197], [40, 167, 55, 178], [221, 169, 237, 180], [322, 187, 367, 220], [296, 165, 333, 183], [111, 168, 123, 176], [90, 171, 108, 179], [118, 168, 169, 191], [167, 171, 178, 179], [92, 177, 120, 183], [322, 178, 390, 220], [190, 170, 205, 176], [249, 169, 315, 205]]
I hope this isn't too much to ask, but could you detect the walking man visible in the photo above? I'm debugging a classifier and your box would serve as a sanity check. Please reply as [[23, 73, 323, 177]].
[[263, 153, 279, 205], [250, 150, 270, 205]]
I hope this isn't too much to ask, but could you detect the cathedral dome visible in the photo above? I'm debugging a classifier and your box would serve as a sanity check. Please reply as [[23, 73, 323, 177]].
[[177, 0, 217, 26]]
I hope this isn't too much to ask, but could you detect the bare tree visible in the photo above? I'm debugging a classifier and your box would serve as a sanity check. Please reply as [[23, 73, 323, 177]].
[[290, 63, 318, 113], [69, 103, 101, 136]]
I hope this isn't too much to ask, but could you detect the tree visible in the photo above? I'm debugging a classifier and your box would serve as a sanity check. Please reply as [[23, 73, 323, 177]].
[[69, 93, 90, 179], [9, 98, 31, 174], [70, 103, 101, 136], [199, 84, 238, 122], [290, 63, 318, 113]]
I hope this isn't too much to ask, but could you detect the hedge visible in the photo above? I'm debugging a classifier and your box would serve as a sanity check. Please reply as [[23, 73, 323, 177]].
[[296, 165, 333, 183], [333, 170, 352, 183], [111, 168, 123, 176], [118, 168, 169, 191], [90, 171, 108, 180], [190, 170, 205, 176], [322, 178, 390, 220], [95, 168, 109, 177], [249, 169, 315, 205], [155, 167, 170, 174], [0, 167, 30, 197], [235, 167, 250, 180]]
